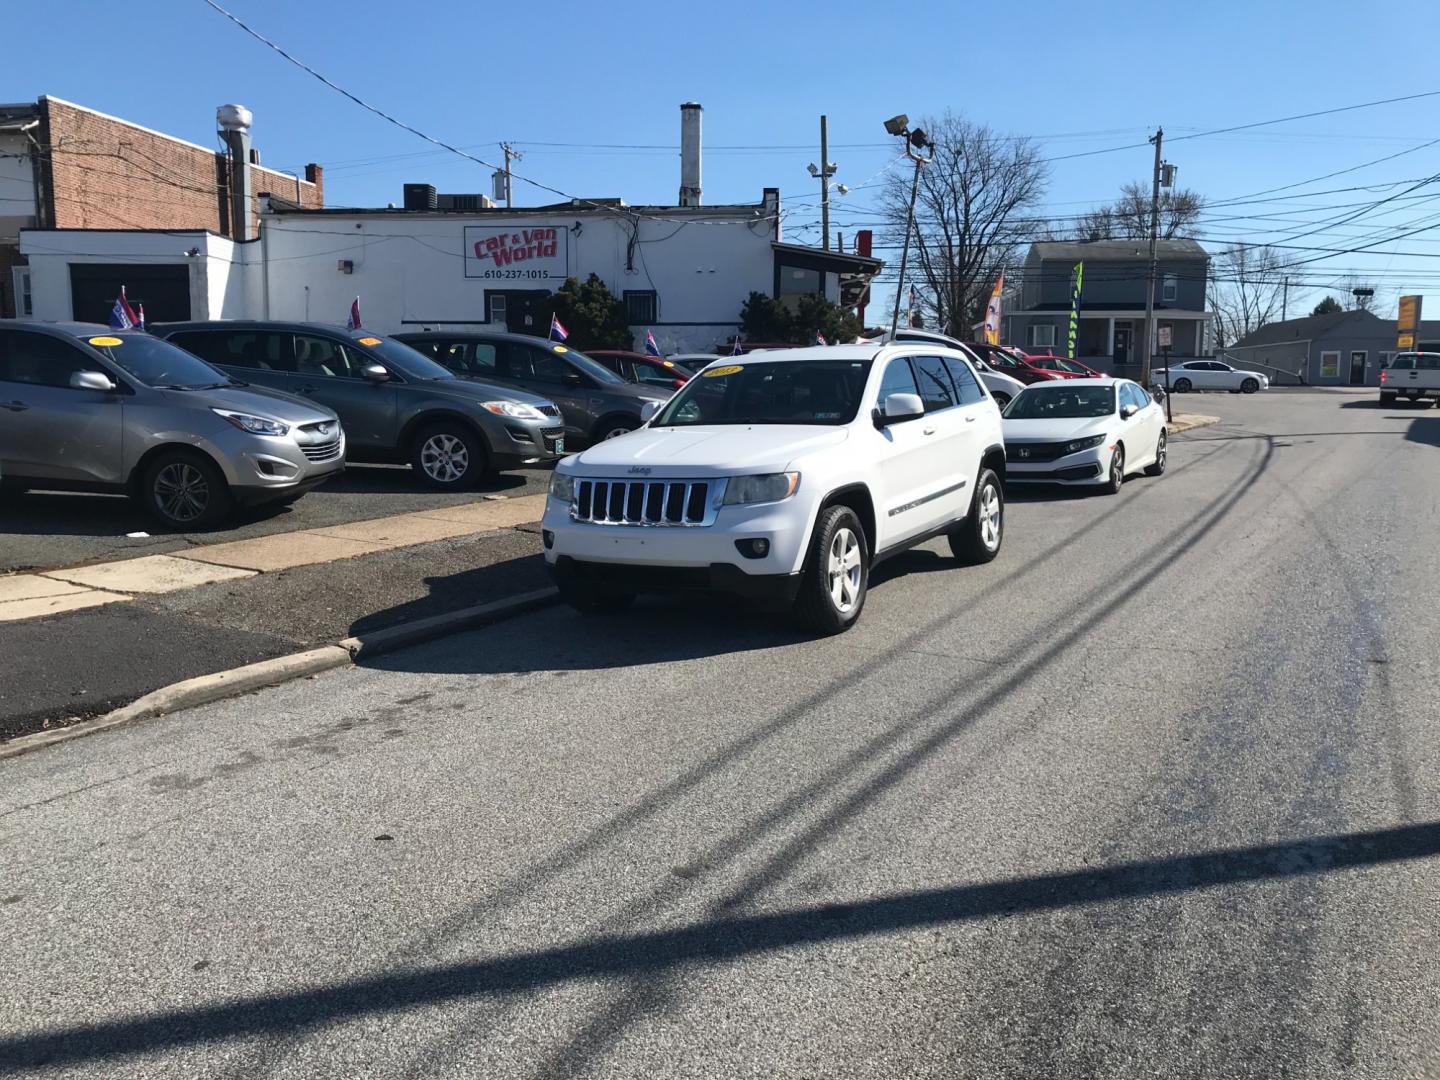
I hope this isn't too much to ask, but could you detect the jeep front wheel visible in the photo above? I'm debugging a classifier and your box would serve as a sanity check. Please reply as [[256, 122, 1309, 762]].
[[793, 505, 868, 635]]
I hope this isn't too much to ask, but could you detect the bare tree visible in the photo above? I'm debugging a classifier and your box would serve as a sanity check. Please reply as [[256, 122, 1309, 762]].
[[1077, 182, 1205, 240], [1211, 244, 1287, 347], [880, 112, 1048, 336]]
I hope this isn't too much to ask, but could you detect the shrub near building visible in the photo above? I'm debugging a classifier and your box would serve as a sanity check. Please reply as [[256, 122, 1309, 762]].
[[739, 291, 862, 346], [538, 274, 633, 351]]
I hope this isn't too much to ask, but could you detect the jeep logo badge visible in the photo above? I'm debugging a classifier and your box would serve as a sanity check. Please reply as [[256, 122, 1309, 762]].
[[627, 466, 653, 475]]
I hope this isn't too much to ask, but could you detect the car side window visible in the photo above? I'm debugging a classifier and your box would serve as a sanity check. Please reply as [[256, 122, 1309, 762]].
[[1120, 384, 1141, 411], [513, 346, 574, 385], [438, 341, 498, 376], [1131, 383, 1152, 407], [292, 334, 362, 379], [0, 330, 105, 389], [910, 355, 957, 413], [942, 356, 987, 406], [178, 331, 293, 372], [877, 357, 919, 405], [1391, 355, 1414, 370]]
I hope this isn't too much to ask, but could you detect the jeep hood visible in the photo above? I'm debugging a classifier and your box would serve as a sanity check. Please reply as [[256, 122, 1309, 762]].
[[563, 425, 850, 477]]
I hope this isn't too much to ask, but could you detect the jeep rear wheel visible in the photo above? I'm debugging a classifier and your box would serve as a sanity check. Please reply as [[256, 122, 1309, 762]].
[[793, 505, 868, 635]]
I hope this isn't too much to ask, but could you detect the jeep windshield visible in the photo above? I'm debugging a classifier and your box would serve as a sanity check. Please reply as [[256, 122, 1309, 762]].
[[651, 359, 873, 427]]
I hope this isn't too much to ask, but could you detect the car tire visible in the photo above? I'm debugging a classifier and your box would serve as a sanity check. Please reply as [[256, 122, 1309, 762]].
[[558, 580, 635, 615], [1173, 377, 1192, 393], [1144, 429, 1167, 476], [411, 421, 486, 489], [593, 415, 639, 443], [1380, 391, 1397, 405], [949, 468, 1004, 564], [140, 450, 232, 530], [1241, 377, 1259, 393], [793, 505, 868, 635], [1102, 447, 1125, 495]]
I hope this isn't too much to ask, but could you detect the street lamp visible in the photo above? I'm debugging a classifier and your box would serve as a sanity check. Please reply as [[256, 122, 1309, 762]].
[[885, 115, 933, 337]]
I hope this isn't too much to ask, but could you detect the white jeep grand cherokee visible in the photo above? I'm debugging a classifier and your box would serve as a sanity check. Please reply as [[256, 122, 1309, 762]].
[[542, 344, 1006, 634]]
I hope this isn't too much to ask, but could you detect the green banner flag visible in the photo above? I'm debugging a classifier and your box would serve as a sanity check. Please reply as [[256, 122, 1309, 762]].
[[1066, 262, 1084, 360]]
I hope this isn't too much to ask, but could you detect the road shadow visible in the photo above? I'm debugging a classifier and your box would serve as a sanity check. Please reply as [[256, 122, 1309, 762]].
[[1406, 415, 1440, 448], [322, 465, 533, 497], [4, 819, 1434, 1073], [1339, 398, 1436, 411], [0, 489, 292, 538]]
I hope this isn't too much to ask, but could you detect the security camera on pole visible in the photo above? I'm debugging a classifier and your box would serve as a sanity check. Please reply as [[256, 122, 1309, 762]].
[[884, 114, 933, 338]]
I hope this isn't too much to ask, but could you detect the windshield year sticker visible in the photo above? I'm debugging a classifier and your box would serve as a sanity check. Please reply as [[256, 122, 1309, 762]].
[[358, 337, 383, 346], [88, 336, 123, 347], [704, 364, 743, 378]]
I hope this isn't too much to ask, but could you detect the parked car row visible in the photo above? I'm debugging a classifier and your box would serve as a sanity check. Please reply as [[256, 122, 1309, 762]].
[[0, 320, 680, 528], [541, 340, 1169, 635]]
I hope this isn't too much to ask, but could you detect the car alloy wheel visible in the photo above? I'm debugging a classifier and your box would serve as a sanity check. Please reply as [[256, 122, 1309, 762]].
[[1108, 449, 1125, 493], [827, 526, 863, 614], [978, 481, 1002, 552], [1241, 378, 1259, 393], [602, 425, 636, 441], [1146, 429, 1167, 476], [420, 433, 469, 483], [1173, 378, 1192, 393], [154, 462, 211, 523]]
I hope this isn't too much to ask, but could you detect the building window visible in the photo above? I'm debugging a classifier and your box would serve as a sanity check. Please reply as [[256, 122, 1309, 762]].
[[778, 264, 823, 310], [11, 268, 32, 317], [1028, 323, 1056, 349], [487, 294, 507, 325], [1162, 274, 1178, 302], [623, 290, 657, 325]]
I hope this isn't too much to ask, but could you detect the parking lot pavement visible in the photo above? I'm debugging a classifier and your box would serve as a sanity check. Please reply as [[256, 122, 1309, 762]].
[[4, 390, 1439, 1077], [0, 462, 551, 574]]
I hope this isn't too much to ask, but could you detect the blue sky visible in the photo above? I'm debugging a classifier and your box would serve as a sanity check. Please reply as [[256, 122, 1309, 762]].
[[13, 0, 1440, 320]]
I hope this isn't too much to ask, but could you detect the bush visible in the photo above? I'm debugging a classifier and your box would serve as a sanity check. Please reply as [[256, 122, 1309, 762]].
[[538, 274, 632, 351], [737, 291, 863, 345]]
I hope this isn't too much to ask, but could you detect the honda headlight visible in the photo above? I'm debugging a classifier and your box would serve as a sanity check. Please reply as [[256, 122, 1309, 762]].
[[213, 409, 289, 436], [549, 471, 575, 502], [1064, 434, 1106, 454], [480, 400, 546, 421], [722, 472, 801, 506]]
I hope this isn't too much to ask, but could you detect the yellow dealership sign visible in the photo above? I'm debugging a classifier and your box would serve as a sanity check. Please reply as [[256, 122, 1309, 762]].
[[1397, 295, 1422, 350]]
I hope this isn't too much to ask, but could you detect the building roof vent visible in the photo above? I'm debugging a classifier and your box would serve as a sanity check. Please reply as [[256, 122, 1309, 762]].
[[216, 104, 252, 133]]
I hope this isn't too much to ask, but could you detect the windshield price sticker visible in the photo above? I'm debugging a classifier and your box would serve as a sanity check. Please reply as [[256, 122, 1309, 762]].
[[88, 336, 124, 347], [704, 364, 744, 378], [358, 337, 383, 346]]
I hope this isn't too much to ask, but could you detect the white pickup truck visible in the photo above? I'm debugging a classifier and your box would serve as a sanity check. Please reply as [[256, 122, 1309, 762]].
[[1380, 352, 1440, 405]]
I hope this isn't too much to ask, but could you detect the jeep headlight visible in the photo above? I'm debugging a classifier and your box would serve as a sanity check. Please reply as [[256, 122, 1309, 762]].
[[722, 472, 800, 506], [1064, 434, 1106, 454], [549, 471, 575, 501]]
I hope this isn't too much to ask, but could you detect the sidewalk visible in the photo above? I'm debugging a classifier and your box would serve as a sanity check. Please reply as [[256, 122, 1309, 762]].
[[0, 495, 550, 742], [1166, 412, 1221, 435]]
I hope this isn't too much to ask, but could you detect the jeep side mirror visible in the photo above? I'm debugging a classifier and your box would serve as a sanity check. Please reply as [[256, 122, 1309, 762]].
[[70, 370, 116, 392], [876, 392, 925, 427], [640, 401, 662, 424]]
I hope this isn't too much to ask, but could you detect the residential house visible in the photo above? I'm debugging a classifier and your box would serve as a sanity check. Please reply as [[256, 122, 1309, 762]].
[[1003, 239, 1212, 372], [1226, 308, 1440, 387]]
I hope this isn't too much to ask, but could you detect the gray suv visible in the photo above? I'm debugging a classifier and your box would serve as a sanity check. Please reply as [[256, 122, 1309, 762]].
[[0, 321, 344, 528], [393, 331, 671, 448], [155, 322, 564, 488]]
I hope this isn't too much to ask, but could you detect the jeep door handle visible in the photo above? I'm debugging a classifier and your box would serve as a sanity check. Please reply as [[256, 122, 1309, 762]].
[[965, 415, 977, 422], [0, 400, 27, 412], [922, 426, 936, 436]]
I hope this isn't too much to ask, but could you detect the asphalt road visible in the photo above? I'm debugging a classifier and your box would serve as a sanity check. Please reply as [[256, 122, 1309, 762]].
[[0, 463, 551, 573], [3, 389, 1438, 1078]]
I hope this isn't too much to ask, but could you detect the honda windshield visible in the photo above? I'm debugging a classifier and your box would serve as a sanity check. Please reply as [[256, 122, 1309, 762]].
[[652, 359, 873, 427], [1004, 384, 1116, 419]]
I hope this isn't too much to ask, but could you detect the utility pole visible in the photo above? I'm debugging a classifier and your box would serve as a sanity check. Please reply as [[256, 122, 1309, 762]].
[[499, 142, 521, 209], [820, 115, 830, 251], [1282, 278, 1290, 321], [1141, 127, 1163, 389]]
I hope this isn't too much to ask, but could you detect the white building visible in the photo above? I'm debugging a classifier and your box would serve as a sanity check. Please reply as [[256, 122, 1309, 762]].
[[18, 105, 881, 353]]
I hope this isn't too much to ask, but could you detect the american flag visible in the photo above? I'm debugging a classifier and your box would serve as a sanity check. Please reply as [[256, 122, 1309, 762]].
[[644, 331, 661, 357], [346, 297, 361, 330], [815, 331, 827, 346]]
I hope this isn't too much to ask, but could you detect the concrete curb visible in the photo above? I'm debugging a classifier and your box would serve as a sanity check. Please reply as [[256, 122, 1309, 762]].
[[0, 588, 560, 762], [1166, 414, 1220, 435]]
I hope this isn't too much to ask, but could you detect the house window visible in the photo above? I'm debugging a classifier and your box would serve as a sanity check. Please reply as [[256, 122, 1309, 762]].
[[487, 294, 507, 325], [11, 267, 32, 317], [778, 264, 823, 310], [1162, 274, 1178, 302], [623, 290, 657, 325], [1028, 323, 1056, 349]]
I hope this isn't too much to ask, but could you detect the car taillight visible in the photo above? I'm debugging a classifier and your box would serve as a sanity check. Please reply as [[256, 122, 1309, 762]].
[[1380, 370, 1387, 384]]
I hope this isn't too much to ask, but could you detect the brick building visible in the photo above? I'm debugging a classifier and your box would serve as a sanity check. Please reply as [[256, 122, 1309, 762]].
[[0, 95, 322, 318]]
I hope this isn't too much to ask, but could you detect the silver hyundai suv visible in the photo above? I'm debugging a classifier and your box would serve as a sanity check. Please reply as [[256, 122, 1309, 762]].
[[0, 321, 345, 528]]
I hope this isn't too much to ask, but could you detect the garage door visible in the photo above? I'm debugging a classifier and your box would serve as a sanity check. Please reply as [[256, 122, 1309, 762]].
[[69, 263, 192, 324]]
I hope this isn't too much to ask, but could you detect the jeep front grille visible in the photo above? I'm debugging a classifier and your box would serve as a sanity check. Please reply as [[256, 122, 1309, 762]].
[[572, 478, 718, 526]]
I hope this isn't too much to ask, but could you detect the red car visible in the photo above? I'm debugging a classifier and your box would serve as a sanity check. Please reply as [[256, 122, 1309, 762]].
[[967, 343, 1063, 385], [1026, 356, 1103, 379], [586, 350, 696, 392]]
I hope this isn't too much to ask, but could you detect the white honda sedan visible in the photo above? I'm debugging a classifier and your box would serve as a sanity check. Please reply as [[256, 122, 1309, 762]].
[[1154, 360, 1269, 394], [1002, 378, 1167, 494]]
